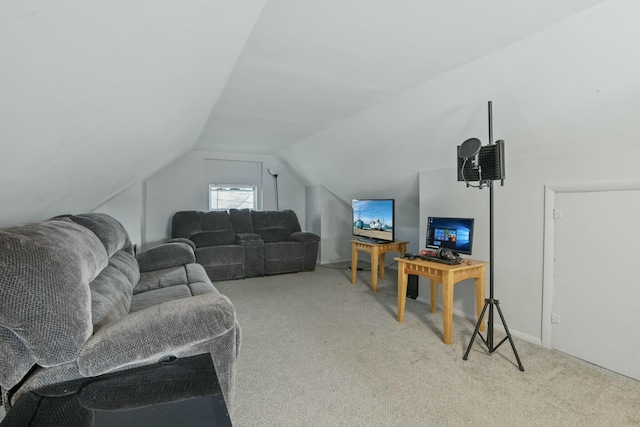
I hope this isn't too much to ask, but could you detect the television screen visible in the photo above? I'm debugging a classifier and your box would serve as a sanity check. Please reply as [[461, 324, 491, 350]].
[[425, 217, 474, 255], [352, 199, 395, 243]]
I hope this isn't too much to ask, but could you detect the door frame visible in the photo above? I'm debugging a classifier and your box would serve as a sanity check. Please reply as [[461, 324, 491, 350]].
[[541, 180, 640, 348]]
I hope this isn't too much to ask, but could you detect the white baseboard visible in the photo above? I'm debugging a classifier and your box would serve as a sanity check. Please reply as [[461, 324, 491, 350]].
[[415, 297, 541, 346]]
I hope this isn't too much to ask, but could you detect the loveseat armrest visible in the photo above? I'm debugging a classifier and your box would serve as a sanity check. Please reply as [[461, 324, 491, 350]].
[[235, 233, 264, 277], [168, 237, 196, 251], [289, 231, 320, 243], [136, 242, 196, 272], [77, 293, 236, 377], [290, 232, 320, 271]]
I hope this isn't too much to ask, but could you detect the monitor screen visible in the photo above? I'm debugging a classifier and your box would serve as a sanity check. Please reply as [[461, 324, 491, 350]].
[[425, 217, 474, 255], [352, 199, 395, 243]]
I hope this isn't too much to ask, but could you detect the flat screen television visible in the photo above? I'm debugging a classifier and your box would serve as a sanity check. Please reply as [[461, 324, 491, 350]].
[[352, 199, 395, 243], [425, 217, 474, 256]]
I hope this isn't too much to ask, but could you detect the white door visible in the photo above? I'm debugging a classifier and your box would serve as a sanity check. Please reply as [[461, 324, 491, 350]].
[[552, 189, 640, 381]]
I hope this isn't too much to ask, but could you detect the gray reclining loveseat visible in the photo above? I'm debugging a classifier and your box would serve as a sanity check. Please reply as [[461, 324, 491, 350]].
[[171, 209, 320, 281], [0, 213, 240, 413]]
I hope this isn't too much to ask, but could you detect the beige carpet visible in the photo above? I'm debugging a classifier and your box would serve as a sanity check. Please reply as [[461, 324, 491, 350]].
[[216, 263, 640, 427]]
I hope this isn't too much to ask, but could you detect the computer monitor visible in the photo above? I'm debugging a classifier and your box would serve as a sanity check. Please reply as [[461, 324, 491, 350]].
[[425, 217, 474, 256]]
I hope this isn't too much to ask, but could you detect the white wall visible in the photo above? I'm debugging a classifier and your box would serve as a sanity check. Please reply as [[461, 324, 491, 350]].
[[280, 0, 640, 271], [307, 186, 352, 264], [143, 150, 307, 248], [420, 143, 640, 344]]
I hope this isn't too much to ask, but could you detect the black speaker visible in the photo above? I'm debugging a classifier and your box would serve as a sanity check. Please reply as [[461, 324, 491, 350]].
[[407, 274, 418, 299]]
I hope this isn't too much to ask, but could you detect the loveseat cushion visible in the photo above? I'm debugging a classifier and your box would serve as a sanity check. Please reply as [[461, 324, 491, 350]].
[[134, 266, 188, 294], [109, 250, 141, 286], [191, 230, 235, 247], [60, 213, 134, 257], [129, 285, 193, 312], [251, 210, 302, 243], [256, 227, 291, 243], [228, 208, 254, 233], [90, 264, 133, 330], [0, 219, 107, 390], [172, 210, 235, 241]]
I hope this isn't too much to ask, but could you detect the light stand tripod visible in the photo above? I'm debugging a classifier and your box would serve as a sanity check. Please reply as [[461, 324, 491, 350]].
[[459, 101, 524, 371]]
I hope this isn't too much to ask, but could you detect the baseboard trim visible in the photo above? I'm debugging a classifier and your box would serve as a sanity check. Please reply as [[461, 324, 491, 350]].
[[416, 297, 541, 346]]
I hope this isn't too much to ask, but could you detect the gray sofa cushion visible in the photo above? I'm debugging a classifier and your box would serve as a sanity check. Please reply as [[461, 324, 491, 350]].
[[191, 230, 235, 247], [0, 219, 107, 389], [61, 213, 134, 257], [130, 285, 193, 312], [135, 266, 188, 294], [109, 250, 140, 286], [90, 265, 133, 330], [255, 227, 291, 243], [172, 210, 234, 239], [228, 208, 254, 233]]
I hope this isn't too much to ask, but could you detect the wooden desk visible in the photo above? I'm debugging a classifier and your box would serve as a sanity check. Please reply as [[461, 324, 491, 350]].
[[395, 257, 488, 345], [350, 240, 408, 292]]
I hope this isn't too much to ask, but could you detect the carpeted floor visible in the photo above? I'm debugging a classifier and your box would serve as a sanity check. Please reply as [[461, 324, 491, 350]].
[[215, 263, 640, 427]]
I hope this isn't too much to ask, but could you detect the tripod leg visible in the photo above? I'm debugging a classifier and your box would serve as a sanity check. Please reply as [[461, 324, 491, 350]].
[[463, 299, 489, 361], [494, 301, 525, 371]]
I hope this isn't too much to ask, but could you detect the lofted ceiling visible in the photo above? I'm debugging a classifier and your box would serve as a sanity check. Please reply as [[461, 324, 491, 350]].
[[2, 0, 625, 228], [196, 0, 605, 155]]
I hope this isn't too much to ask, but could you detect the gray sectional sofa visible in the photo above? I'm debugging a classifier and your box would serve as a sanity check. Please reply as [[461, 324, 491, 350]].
[[0, 213, 240, 413], [171, 209, 320, 281]]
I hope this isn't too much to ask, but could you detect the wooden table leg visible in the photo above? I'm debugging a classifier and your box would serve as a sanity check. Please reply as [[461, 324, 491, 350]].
[[379, 253, 386, 280], [350, 243, 358, 284], [430, 279, 438, 313], [441, 271, 453, 345], [397, 264, 407, 323], [475, 268, 486, 332], [370, 246, 379, 292]]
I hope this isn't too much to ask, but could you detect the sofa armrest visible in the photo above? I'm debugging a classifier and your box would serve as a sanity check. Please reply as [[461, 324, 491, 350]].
[[168, 237, 196, 251], [289, 231, 320, 243], [77, 293, 236, 377], [136, 242, 196, 272]]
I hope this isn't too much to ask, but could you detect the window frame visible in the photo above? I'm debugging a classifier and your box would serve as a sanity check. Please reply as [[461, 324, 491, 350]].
[[208, 184, 258, 211]]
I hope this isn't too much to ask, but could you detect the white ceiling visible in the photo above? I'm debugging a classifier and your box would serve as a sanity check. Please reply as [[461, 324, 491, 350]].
[[2, 0, 625, 227], [196, 0, 604, 154]]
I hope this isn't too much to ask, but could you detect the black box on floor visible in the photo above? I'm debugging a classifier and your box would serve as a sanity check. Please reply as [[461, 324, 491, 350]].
[[407, 274, 418, 299]]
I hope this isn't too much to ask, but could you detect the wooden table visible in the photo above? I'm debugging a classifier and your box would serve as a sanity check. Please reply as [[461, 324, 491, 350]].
[[395, 257, 488, 345], [350, 240, 408, 292]]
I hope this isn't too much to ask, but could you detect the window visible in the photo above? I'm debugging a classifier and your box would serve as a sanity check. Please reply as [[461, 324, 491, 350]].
[[209, 184, 257, 210]]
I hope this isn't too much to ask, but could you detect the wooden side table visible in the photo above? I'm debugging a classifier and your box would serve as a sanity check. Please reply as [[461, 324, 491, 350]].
[[350, 240, 408, 292], [395, 257, 488, 345]]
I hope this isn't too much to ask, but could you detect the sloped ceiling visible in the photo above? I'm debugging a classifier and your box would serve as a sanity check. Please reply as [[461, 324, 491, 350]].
[[3, 0, 627, 227], [0, 1, 267, 226], [198, 0, 621, 206], [197, 0, 605, 155]]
